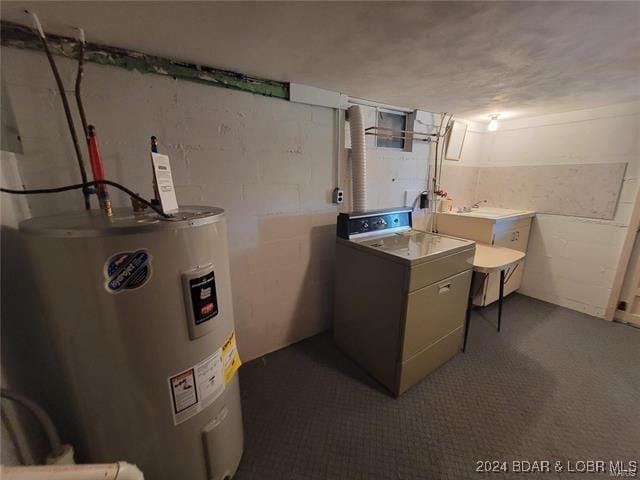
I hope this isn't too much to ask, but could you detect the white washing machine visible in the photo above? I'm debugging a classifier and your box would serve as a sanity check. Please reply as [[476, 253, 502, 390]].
[[334, 207, 475, 396]]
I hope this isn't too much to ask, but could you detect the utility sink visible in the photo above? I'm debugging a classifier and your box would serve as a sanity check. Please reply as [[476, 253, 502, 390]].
[[453, 207, 532, 220], [436, 206, 536, 307]]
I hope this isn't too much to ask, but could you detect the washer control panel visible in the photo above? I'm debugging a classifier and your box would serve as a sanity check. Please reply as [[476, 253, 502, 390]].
[[337, 208, 412, 239]]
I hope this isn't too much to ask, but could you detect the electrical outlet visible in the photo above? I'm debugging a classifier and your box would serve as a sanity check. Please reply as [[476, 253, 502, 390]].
[[332, 187, 344, 204]]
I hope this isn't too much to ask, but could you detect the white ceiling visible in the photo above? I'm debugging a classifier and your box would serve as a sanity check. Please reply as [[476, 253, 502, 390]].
[[2, 1, 639, 121]]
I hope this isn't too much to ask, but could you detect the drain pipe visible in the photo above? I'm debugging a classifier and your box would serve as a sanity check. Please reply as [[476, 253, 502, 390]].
[[1, 463, 144, 480], [347, 105, 367, 212]]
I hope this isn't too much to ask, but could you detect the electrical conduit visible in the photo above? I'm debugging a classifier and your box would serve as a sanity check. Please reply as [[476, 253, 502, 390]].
[[348, 105, 367, 211]]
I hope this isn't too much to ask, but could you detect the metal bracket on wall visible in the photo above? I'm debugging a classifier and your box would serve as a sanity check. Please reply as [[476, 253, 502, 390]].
[[364, 126, 442, 143], [0, 21, 289, 100]]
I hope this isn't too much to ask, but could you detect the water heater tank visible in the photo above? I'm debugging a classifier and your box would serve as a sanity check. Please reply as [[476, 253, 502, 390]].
[[19, 206, 243, 480]]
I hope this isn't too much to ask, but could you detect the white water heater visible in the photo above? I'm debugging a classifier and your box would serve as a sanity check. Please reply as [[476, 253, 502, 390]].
[[19, 206, 243, 480]]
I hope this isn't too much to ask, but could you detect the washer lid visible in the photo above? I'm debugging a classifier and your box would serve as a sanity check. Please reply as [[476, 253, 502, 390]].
[[356, 230, 474, 264], [20, 205, 225, 237]]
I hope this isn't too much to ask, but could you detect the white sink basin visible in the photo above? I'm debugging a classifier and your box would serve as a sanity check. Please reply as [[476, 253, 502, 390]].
[[453, 207, 531, 219]]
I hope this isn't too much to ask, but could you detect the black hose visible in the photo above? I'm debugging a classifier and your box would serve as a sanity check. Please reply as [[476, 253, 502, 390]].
[[74, 34, 89, 138], [29, 12, 91, 210], [1, 388, 64, 458], [1, 179, 171, 219]]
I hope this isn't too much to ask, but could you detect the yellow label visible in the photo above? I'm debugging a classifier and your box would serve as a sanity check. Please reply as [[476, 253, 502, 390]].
[[222, 331, 241, 383]]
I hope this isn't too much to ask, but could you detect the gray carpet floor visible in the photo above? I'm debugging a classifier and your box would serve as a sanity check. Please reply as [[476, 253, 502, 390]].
[[234, 294, 640, 479]]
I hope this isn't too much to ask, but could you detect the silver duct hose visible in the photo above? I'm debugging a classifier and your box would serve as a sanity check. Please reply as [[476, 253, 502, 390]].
[[348, 105, 367, 211]]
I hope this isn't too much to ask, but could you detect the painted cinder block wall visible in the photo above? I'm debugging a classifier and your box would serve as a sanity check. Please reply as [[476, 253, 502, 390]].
[[0, 46, 436, 361], [500, 105, 639, 318], [450, 103, 640, 317], [2, 43, 636, 374]]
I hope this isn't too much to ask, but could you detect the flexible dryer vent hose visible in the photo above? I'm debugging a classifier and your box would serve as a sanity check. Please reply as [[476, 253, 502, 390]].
[[348, 105, 367, 212]]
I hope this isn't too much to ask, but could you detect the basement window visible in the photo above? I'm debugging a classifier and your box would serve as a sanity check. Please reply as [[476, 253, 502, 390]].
[[376, 110, 407, 149]]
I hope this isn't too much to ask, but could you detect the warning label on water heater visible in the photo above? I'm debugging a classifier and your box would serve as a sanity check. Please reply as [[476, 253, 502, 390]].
[[168, 351, 224, 425], [222, 331, 241, 383], [167, 330, 241, 426], [169, 369, 198, 414]]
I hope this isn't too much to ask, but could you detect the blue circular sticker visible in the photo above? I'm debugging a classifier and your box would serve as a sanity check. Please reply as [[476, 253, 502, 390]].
[[104, 249, 152, 294]]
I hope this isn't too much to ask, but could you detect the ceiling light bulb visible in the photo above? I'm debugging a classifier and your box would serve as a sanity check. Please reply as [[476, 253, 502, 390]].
[[488, 114, 499, 132]]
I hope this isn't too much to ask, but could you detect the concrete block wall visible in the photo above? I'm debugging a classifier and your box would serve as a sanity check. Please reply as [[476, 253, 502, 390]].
[[1, 47, 435, 361], [4, 43, 634, 364], [342, 106, 436, 230], [454, 103, 640, 317], [522, 214, 628, 317]]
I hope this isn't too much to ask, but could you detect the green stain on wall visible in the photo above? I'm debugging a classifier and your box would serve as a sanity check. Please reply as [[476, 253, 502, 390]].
[[1, 21, 289, 99]]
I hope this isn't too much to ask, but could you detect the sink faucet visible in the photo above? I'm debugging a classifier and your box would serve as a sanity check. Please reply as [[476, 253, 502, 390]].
[[456, 200, 488, 213]]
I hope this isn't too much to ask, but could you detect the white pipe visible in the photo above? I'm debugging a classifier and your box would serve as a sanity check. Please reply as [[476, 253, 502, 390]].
[[348, 105, 367, 211], [26, 11, 45, 38], [1, 388, 64, 459], [47, 444, 75, 465], [1, 463, 144, 480]]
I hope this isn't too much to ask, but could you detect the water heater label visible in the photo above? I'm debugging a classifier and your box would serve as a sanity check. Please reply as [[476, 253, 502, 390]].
[[168, 351, 224, 426], [169, 369, 198, 414], [222, 331, 242, 384], [189, 271, 219, 324], [104, 249, 152, 294], [167, 331, 241, 426]]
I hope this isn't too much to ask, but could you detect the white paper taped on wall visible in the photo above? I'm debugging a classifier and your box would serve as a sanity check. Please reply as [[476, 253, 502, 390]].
[[167, 330, 241, 426]]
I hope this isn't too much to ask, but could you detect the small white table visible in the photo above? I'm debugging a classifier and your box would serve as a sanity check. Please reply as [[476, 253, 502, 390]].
[[463, 243, 526, 351]]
